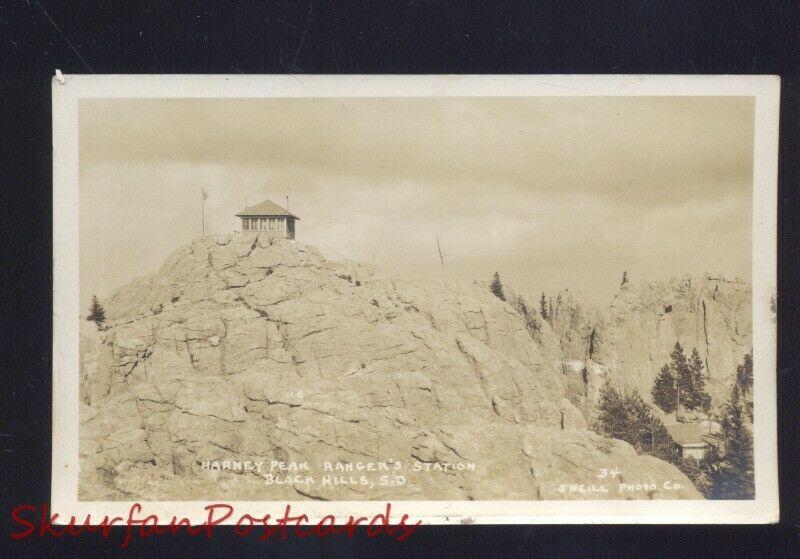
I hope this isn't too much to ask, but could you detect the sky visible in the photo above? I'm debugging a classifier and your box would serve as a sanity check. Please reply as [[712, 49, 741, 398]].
[[78, 96, 754, 309]]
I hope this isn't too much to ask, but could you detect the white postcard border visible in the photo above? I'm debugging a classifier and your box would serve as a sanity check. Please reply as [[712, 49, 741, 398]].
[[52, 74, 779, 524]]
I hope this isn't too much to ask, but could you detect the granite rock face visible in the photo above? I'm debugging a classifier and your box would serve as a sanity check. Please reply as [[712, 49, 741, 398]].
[[79, 234, 700, 501], [543, 278, 752, 411]]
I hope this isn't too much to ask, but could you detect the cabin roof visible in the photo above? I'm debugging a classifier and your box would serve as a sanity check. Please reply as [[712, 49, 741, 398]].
[[666, 423, 708, 447], [236, 198, 299, 219]]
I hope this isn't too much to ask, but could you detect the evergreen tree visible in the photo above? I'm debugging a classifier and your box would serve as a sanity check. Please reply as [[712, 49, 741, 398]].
[[686, 348, 712, 412], [670, 342, 693, 411], [539, 293, 549, 321], [709, 383, 755, 499], [736, 353, 754, 421], [623, 391, 678, 464], [490, 272, 505, 301], [596, 382, 628, 441], [87, 295, 106, 326], [681, 451, 715, 497], [516, 297, 529, 320], [737, 353, 753, 397], [514, 296, 541, 335], [651, 363, 678, 413], [620, 270, 628, 287], [597, 384, 679, 466], [652, 342, 710, 413]]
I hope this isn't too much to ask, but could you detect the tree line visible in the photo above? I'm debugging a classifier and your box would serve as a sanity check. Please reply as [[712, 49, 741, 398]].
[[596, 343, 754, 499], [487, 273, 753, 499], [489, 272, 560, 325]]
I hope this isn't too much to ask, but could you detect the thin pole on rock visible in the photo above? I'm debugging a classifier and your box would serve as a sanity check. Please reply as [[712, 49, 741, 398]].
[[201, 188, 208, 236]]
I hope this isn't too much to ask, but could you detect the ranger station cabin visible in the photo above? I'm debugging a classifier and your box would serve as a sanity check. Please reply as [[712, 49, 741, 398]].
[[236, 199, 299, 240]]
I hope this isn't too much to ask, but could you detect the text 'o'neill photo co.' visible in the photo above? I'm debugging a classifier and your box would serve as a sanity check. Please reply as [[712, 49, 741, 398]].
[[51, 75, 779, 525]]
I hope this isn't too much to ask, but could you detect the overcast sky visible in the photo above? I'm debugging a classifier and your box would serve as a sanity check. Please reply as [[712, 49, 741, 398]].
[[78, 96, 754, 309]]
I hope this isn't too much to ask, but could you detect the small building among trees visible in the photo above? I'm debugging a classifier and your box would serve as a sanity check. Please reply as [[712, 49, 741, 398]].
[[666, 422, 709, 460], [236, 199, 299, 240]]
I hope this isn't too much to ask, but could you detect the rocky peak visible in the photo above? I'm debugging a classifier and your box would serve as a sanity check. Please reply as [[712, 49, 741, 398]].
[[80, 234, 700, 501]]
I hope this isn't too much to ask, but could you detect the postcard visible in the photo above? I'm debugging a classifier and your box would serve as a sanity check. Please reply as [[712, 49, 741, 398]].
[[52, 75, 779, 524]]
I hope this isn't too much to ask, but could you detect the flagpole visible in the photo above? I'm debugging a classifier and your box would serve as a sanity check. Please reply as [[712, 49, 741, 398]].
[[201, 188, 207, 236]]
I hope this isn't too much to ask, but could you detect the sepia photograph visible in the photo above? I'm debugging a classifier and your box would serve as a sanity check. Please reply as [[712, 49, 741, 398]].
[[51, 75, 779, 524]]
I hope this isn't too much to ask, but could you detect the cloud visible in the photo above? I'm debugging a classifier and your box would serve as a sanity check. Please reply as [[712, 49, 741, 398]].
[[79, 96, 754, 206], [78, 96, 754, 307]]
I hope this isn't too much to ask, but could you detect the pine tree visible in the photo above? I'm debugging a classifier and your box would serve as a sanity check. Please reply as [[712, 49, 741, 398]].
[[709, 383, 755, 499], [623, 391, 678, 465], [620, 270, 628, 287], [686, 348, 711, 412], [736, 353, 754, 421], [652, 342, 710, 414], [680, 451, 714, 497], [670, 342, 693, 411], [490, 272, 505, 301], [596, 382, 628, 441], [539, 293, 549, 321], [516, 297, 529, 320], [737, 353, 753, 397], [514, 296, 541, 335], [87, 295, 106, 326], [651, 363, 678, 413], [597, 384, 679, 466]]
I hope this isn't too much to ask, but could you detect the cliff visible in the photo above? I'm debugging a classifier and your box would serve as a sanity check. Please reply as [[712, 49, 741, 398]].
[[79, 234, 700, 501], [543, 278, 751, 412]]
